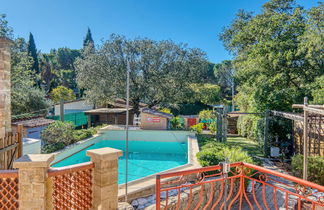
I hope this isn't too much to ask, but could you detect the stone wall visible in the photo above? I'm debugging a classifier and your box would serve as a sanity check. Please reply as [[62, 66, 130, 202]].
[[0, 38, 12, 138]]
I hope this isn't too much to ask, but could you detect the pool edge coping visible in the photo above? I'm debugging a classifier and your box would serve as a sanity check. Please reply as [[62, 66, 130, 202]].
[[117, 135, 201, 201], [48, 128, 201, 202]]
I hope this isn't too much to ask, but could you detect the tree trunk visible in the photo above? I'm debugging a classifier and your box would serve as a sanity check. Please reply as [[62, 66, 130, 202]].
[[131, 99, 141, 115]]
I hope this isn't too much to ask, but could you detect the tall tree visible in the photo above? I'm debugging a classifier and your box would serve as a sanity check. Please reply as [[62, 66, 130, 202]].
[[0, 15, 51, 116], [83, 27, 94, 49], [39, 48, 81, 93], [219, 0, 322, 112], [39, 53, 59, 93], [0, 14, 13, 38], [76, 34, 209, 113], [214, 60, 235, 108], [219, 0, 323, 142], [27, 32, 39, 74], [11, 38, 51, 116]]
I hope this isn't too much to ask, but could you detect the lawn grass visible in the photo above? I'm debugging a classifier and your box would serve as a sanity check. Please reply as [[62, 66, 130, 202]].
[[197, 134, 264, 158], [227, 136, 264, 157]]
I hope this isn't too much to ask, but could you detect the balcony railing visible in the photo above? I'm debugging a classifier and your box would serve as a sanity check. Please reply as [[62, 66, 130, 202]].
[[156, 162, 324, 210]]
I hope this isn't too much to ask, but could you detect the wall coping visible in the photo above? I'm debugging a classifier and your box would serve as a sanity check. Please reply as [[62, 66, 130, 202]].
[[87, 147, 123, 160], [13, 154, 54, 168]]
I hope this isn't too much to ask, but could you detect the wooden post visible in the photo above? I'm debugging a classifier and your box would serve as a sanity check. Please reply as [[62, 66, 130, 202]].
[[223, 109, 227, 142], [214, 116, 217, 138], [264, 110, 270, 157], [87, 115, 91, 128], [303, 97, 308, 180], [17, 124, 23, 158], [60, 98, 64, 122], [216, 110, 222, 142], [114, 114, 118, 125], [231, 82, 235, 112]]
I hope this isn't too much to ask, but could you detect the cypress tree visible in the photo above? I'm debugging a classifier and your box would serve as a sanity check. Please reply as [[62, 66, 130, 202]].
[[27, 32, 39, 74], [83, 27, 94, 49]]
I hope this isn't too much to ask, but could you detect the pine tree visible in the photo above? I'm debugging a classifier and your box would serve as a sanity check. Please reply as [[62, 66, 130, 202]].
[[83, 27, 94, 49], [27, 32, 39, 74]]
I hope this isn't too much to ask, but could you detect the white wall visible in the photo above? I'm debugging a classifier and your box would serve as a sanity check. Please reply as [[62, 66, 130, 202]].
[[99, 130, 194, 142], [23, 138, 41, 155], [54, 100, 93, 115], [26, 126, 48, 139]]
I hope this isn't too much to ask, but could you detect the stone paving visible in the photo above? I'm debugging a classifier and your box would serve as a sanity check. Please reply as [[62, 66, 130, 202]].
[[239, 157, 298, 210]]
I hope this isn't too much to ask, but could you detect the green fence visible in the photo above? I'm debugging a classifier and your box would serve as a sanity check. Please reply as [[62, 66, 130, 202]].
[[47, 112, 88, 127]]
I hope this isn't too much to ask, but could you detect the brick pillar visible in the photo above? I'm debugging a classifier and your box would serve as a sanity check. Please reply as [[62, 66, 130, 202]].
[[13, 154, 54, 210], [0, 37, 12, 138], [87, 148, 123, 210]]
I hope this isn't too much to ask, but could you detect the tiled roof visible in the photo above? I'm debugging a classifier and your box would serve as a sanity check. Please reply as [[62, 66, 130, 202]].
[[12, 117, 55, 128], [84, 108, 132, 114], [179, 115, 199, 118], [141, 108, 173, 119]]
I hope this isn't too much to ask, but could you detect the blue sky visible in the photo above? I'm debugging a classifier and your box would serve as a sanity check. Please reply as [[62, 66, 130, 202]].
[[2, 0, 318, 63]]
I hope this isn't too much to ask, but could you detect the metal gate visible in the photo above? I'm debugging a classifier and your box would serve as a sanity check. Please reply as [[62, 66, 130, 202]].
[[156, 162, 324, 209]]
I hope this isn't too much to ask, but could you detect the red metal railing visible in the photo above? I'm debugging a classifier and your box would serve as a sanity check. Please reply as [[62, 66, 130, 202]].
[[0, 170, 19, 209], [156, 162, 324, 210], [48, 162, 94, 209]]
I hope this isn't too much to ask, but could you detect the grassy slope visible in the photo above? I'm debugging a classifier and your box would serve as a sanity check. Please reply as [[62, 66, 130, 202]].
[[227, 136, 263, 157], [197, 134, 263, 158]]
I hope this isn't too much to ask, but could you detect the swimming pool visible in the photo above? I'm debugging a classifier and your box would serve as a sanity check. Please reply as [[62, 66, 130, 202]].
[[52, 140, 188, 184]]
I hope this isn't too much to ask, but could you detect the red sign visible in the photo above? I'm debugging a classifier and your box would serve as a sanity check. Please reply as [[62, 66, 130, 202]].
[[188, 118, 197, 127], [147, 117, 160, 123]]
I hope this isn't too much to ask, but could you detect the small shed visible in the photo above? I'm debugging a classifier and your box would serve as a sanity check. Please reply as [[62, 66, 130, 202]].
[[84, 108, 134, 127], [227, 112, 240, 134], [11, 117, 55, 139], [140, 108, 173, 130], [179, 115, 199, 129]]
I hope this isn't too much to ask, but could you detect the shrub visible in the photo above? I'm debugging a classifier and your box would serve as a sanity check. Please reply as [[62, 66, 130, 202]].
[[41, 123, 103, 153], [42, 121, 76, 145], [291, 155, 324, 185], [198, 110, 215, 121], [191, 123, 204, 134], [42, 142, 65, 154], [197, 143, 253, 167], [50, 86, 76, 104], [208, 121, 217, 134], [170, 117, 183, 130], [237, 114, 265, 147], [159, 108, 172, 114], [197, 134, 215, 147], [73, 128, 96, 141]]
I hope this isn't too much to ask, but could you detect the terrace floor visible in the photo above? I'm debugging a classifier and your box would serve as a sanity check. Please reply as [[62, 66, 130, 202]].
[[240, 158, 298, 209]]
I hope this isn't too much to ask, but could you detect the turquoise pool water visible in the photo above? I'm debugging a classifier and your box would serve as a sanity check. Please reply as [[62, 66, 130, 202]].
[[53, 140, 188, 184]]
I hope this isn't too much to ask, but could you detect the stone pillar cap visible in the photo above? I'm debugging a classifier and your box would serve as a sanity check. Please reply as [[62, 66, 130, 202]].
[[87, 147, 123, 160], [13, 154, 54, 168]]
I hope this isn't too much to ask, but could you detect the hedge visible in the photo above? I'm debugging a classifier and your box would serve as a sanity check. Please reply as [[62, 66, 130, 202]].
[[291, 155, 324, 185]]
